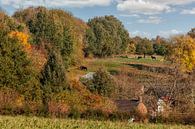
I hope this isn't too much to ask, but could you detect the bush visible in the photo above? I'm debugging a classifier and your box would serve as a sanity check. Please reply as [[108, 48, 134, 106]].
[[48, 101, 69, 118], [0, 88, 25, 115], [84, 68, 115, 97]]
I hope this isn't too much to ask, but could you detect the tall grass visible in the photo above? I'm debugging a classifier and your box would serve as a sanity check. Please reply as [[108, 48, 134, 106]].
[[0, 115, 194, 129]]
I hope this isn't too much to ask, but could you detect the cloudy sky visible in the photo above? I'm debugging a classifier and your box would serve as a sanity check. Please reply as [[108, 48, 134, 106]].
[[0, 0, 195, 38]]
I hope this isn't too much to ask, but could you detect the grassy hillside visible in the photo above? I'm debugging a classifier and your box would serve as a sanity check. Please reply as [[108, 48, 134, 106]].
[[0, 115, 194, 129]]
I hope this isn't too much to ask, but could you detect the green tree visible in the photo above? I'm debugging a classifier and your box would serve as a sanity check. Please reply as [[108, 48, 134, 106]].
[[40, 49, 68, 98], [153, 37, 169, 56], [90, 68, 115, 97], [136, 38, 154, 58], [86, 15, 130, 57]]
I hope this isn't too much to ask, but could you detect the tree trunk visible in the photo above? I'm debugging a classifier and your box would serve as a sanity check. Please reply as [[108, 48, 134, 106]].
[[144, 53, 146, 58]]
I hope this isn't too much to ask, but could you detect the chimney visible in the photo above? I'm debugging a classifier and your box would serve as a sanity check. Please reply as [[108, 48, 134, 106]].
[[139, 96, 143, 103]]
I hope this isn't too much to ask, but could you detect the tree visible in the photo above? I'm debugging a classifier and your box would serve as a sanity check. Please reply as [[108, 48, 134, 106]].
[[86, 15, 130, 57], [126, 39, 136, 54], [136, 38, 154, 58], [169, 35, 195, 72], [91, 68, 115, 97], [0, 14, 42, 101], [40, 49, 68, 99], [188, 28, 195, 38], [153, 37, 169, 56], [13, 7, 87, 68], [165, 35, 195, 114]]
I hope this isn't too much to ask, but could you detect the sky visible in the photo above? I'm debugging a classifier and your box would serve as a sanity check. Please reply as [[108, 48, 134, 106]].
[[0, 0, 195, 39]]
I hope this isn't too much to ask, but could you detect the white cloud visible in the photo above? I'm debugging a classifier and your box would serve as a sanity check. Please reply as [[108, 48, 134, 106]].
[[131, 30, 152, 38], [181, 8, 195, 15], [153, 0, 195, 5], [159, 29, 183, 38], [138, 16, 162, 24], [117, 0, 195, 15], [119, 14, 140, 18], [1, 0, 112, 9]]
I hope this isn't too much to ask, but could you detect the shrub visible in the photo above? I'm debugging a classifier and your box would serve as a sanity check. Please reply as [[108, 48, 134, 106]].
[[48, 101, 69, 118], [85, 68, 115, 97], [0, 88, 25, 115]]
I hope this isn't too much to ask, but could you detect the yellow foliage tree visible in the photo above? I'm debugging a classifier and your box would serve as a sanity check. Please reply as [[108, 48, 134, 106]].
[[9, 31, 31, 50], [171, 35, 195, 72]]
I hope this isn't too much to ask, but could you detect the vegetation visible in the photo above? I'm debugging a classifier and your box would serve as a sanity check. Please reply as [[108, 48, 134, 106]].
[[0, 115, 194, 129], [0, 6, 195, 126], [169, 35, 195, 72], [153, 36, 170, 56], [0, 12, 42, 103], [135, 38, 154, 57], [188, 28, 195, 38], [85, 15, 130, 57], [14, 7, 87, 67], [83, 68, 115, 97], [40, 49, 68, 101]]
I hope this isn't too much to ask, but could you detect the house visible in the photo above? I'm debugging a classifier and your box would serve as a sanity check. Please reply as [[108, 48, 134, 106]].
[[157, 96, 172, 115], [114, 96, 148, 122]]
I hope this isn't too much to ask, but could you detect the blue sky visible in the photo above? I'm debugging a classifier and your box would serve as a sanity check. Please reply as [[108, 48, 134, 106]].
[[0, 0, 195, 39]]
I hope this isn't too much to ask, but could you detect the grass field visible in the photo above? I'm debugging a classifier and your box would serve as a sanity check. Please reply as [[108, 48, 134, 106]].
[[86, 56, 169, 71], [0, 115, 194, 129]]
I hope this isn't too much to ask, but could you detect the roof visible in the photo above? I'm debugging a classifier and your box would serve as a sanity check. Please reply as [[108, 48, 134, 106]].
[[114, 99, 140, 113]]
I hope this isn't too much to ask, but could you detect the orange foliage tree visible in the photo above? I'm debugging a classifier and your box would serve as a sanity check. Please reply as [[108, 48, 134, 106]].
[[9, 31, 31, 50]]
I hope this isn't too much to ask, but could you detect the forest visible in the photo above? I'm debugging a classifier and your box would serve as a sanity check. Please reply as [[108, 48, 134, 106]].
[[0, 7, 195, 127]]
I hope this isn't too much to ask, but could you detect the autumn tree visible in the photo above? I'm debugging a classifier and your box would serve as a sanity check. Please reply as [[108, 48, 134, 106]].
[[0, 13, 42, 102], [188, 28, 195, 38], [126, 39, 136, 54], [167, 35, 195, 113], [13, 7, 88, 68], [170, 35, 195, 72]]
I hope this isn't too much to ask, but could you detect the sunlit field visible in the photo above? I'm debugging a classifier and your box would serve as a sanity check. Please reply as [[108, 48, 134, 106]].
[[0, 115, 194, 129]]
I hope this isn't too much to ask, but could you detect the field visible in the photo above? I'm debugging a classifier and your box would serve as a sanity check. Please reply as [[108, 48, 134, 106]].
[[0, 115, 194, 129], [68, 56, 169, 79]]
